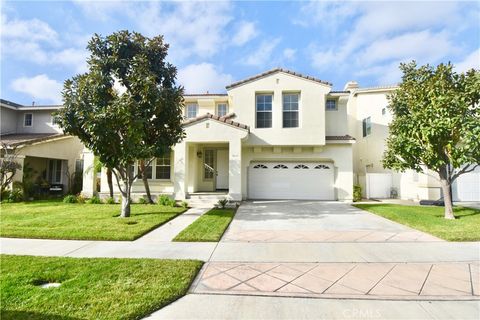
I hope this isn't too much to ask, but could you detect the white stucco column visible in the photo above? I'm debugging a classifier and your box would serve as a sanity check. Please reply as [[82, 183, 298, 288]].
[[81, 149, 96, 197], [228, 139, 242, 201], [11, 155, 25, 187], [173, 141, 188, 200]]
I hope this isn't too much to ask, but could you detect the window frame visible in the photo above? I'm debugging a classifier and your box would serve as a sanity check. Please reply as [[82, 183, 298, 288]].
[[23, 113, 33, 127], [203, 149, 215, 180], [325, 99, 337, 111], [185, 104, 198, 119], [216, 103, 228, 117], [48, 159, 62, 184], [255, 93, 273, 128], [362, 117, 372, 137], [155, 154, 171, 180], [282, 92, 299, 128]]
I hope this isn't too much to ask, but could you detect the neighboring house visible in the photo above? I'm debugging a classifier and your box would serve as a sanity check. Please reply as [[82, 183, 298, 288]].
[[346, 83, 480, 202], [0, 99, 84, 195]]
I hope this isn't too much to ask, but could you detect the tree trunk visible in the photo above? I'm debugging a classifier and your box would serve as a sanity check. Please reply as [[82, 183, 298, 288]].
[[439, 167, 455, 220], [139, 160, 154, 204], [120, 192, 131, 217], [106, 168, 114, 198]]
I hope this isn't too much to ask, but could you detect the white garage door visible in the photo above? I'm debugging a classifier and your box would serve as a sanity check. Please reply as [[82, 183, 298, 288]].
[[452, 166, 480, 201], [248, 162, 334, 200]]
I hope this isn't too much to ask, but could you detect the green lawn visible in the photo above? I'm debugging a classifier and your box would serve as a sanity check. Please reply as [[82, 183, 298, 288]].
[[0, 255, 202, 320], [353, 204, 480, 241], [173, 208, 235, 242], [0, 201, 185, 241]]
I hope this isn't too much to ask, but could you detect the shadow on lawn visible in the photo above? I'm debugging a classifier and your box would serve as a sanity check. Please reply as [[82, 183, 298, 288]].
[[1, 310, 81, 320]]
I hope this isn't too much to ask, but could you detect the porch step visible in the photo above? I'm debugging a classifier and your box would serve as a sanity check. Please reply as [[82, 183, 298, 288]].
[[187, 193, 228, 201]]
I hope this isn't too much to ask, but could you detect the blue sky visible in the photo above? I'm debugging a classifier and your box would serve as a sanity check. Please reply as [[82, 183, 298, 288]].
[[1, 1, 479, 105]]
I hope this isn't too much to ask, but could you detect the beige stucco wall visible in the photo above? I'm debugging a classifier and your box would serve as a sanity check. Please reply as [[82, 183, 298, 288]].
[[325, 95, 349, 136], [16, 109, 62, 134], [228, 72, 331, 146], [1, 107, 18, 134]]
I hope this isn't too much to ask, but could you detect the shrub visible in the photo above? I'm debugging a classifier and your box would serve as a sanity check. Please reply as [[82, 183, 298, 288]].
[[76, 194, 86, 204], [87, 196, 102, 204], [63, 195, 77, 204], [5, 187, 24, 203], [217, 198, 229, 209], [157, 194, 176, 207], [1, 190, 11, 202], [353, 185, 362, 202], [138, 197, 148, 204], [105, 197, 116, 204], [180, 201, 189, 209]]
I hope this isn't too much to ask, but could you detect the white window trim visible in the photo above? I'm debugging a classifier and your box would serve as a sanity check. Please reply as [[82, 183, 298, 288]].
[[325, 99, 338, 111], [282, 92, 300, 128], [185, 104, 198, 119], [216, 103, 228, 117], [23, 113, 33, 127], [255, 93, 273, 129], [133, 155, 172, 182], [48, 159, 63, 184]]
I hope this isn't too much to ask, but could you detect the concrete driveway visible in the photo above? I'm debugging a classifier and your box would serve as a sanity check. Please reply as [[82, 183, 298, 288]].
[[222, 200, 441, 242]]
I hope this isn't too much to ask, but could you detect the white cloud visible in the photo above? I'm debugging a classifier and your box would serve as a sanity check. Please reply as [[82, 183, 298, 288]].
[[243, 38, 281, 67], [357, 30, 457, 66], [132, 2, 233, 59], [1, 14, 89, 73], [1, 14, 59, 44], [283, 48, 296, 61], [11, 74, 63, 104], [177, 63, 233, 93], [455, 48, 480, 72], [232, 21, 258, 46], [302, 1, 476, 85]]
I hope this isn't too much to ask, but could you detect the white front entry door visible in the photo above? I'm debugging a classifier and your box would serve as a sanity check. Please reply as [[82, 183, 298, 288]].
[[248, 162, 335, 200], [216, 149, 229, 190]]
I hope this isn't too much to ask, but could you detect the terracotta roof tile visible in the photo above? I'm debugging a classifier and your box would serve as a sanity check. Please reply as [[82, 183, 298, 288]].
[[0, 133, 66, 147], [226, 68, 332, 89], [182, 113, 249, 131]]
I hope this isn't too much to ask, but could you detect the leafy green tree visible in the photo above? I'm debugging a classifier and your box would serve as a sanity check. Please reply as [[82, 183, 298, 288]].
[[57, 31, 184, 217], [383, 62, 480, 219]]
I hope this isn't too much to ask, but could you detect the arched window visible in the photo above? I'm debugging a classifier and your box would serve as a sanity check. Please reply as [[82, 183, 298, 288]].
[[294, 164, 309, 169], [273, 164, 288, 169], [253, 164, 268, 169], [314, 164, 330, 169]]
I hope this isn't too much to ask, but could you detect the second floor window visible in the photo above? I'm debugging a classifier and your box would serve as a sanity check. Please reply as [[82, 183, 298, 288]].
[[186, 104, 198, 119], [283, 93, 299, 128], [362, 117, 372, 137], [256, 94, 272, 128], [217, 103, 228, 117], [24, 113, 33, 127], [326, 99, 337, 111]]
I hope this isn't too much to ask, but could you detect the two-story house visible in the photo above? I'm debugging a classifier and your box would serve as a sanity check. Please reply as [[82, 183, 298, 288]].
[[82, 69, 356, 201], [0, 99, 84, 195]]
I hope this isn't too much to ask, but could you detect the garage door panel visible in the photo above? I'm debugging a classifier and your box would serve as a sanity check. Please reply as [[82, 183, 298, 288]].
[[248, 162, 334, 200], [452, 166, 480, 201]]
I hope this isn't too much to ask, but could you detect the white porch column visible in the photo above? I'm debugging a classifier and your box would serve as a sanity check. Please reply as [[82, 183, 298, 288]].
[[81, 149, 96, 197], [173, 141, 188, 200], [228, 139, 242, 201], [10, 155, 25, 188]]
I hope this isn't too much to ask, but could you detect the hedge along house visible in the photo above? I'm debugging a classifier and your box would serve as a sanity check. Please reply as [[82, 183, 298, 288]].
[[0, 99, 85, 196], [82, 69, 356, 202]]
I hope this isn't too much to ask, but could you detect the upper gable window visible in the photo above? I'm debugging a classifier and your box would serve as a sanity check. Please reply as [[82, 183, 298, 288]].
[[217, 103, 228, 117], [362, 117, 372, 137], [326, 99, 337, 111], [24, 113, 33, 127], [186, 104, 198, 119], [256, 94, 272, 128], [283, 93, 299, 128]]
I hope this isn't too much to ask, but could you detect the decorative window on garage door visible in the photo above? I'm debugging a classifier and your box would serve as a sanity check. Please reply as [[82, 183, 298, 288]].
[[253, 164, 268, 169], [314, 164, 330, 169], [273, 164, 288, 169], [294, 164, 309, 169]]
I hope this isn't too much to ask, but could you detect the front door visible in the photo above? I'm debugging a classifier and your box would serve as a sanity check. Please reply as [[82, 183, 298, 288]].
[[216, 149, 229, 190]]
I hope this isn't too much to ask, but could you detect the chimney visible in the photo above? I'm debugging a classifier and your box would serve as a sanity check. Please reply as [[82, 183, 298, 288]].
[[344, 81, 359, 91]]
